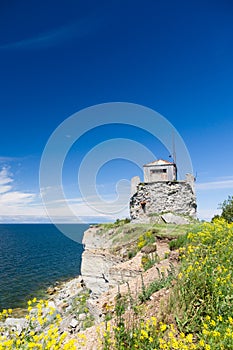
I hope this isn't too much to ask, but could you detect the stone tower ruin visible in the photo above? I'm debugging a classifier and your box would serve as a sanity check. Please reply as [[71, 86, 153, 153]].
[[130, 159, 197, 223]]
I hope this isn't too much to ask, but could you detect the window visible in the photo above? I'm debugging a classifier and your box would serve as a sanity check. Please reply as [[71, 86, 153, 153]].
[[150, 168, 167, 174]]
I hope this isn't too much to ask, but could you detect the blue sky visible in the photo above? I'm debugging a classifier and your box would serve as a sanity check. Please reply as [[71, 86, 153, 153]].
[[0, 0, 232, 222]]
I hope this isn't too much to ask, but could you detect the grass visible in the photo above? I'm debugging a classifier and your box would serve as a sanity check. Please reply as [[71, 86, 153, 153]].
[[101, 221, 197, 251], [141, 252, 159, 271], [139, 265, 175, 302]]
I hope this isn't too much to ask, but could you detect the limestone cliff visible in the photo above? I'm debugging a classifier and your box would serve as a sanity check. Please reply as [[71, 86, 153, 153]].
[[81, 225, 144, 296]]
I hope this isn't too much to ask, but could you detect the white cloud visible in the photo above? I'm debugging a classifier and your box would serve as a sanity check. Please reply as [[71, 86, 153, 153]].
[[0, 167, 128, 223], [0, 167, 14, 194], [0, 167, 36, 214], [196, 177, 233, 191], [0, 156, 22, 162], [197, 208, 221, 222]]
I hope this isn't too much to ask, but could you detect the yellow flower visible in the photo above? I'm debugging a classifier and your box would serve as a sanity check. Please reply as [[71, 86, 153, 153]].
[[199, 339, 205, 346], [186, 333, 193, 343], [140, 329, 148, 339], [212, 330, 220, 337], [160, 323, 167, 332], [210, 319, 216, 326]]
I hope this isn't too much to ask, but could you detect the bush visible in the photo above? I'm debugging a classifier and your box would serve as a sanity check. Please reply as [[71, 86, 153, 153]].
[[169, 234, 188, 250], [137, 231, 156, 250], [127, 250, 137, 259], [141, 253, 159, 271], [219, 195, 233, 223]]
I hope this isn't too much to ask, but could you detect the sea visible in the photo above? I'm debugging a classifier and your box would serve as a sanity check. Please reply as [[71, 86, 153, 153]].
[[0, 224, 89, 311]]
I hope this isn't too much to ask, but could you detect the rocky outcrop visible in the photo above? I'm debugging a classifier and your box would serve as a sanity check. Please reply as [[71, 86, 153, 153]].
[[81, 226, 143, 296], [81, 250, 122, 295]]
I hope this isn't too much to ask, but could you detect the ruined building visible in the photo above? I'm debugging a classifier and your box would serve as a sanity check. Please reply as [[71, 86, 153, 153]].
[[130, 159, 197, 222]]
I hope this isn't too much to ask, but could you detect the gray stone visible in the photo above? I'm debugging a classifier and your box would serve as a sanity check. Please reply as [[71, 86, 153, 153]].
[[5, 318, 28, 335], [78, 313, 86, 321], [130, 180, 196, 222], [81, 250, 121, 296], [161, 213, 190, 225], [69, 318, 79, 328], [141, 244, 157, 253]]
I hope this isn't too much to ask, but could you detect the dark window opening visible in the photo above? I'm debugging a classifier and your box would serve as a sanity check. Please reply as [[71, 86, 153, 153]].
[[150, 168, 167, 174], [141, 201, 146, 213]]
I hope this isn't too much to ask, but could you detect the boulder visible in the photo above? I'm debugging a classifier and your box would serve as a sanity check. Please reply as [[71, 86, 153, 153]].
[[78, 313, 86, 321], [161, 213, 190, 225], [5, 318, 28, 335], [69, 318, 79, 328], [141, 244, 157, 254]]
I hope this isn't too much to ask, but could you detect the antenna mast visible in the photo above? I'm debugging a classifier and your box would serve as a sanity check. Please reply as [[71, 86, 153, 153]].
[[172, 130, 176, 165]]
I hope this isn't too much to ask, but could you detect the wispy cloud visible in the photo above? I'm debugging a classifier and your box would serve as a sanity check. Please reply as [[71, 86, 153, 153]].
[[0, 168, 128, 223], [0, 156, 23, 162], [0, 167, 13, 194], [0, 167, 36, 211], [196, 177, 233, 191], [0, 14, 102, 50]]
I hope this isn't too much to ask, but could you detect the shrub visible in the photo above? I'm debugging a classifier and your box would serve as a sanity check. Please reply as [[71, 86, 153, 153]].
[[219, 195, 233, 223], [137, 231, 156, 250], [169, 234, 188, 251], [141, 253, 159, 271]]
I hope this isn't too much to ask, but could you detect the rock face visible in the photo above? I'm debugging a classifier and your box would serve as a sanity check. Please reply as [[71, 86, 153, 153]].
[[81, 226, 143, 296], [81, 250, 122, 295], [130, 181, 197, 222]]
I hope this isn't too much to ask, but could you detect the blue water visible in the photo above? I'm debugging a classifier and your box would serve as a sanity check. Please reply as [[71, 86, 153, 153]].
[[0, 224, 88, 311]]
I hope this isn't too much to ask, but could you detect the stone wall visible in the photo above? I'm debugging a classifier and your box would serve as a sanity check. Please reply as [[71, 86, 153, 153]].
[[130, 180, 197, 222]]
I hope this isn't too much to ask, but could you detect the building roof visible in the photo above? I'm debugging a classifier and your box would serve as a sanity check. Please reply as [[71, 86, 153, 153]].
[[143, 159, 175, 167]]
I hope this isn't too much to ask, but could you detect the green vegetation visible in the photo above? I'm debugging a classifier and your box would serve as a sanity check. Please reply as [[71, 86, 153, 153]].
[[141, 253, 159, 271], [169, 233, 188, 251], [212, 195, 233, 223], [72, 290, 95, 330], [139, 266, 175, 302], [98, 218, 131, 232], [137, 230, 156, 250]]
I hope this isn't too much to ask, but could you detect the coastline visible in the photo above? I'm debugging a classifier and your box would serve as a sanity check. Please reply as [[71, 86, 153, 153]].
[[1, 220, 183, 349], [0, 223, 86, 313]]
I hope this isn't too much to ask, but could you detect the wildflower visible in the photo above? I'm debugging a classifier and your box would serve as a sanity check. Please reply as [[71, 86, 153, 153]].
[[199, 339, 205, 346], [160, 323, 167, 332], [210, 319, 216, 327], [186, 333, 193, 343], [140, 329, 148, 339]]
